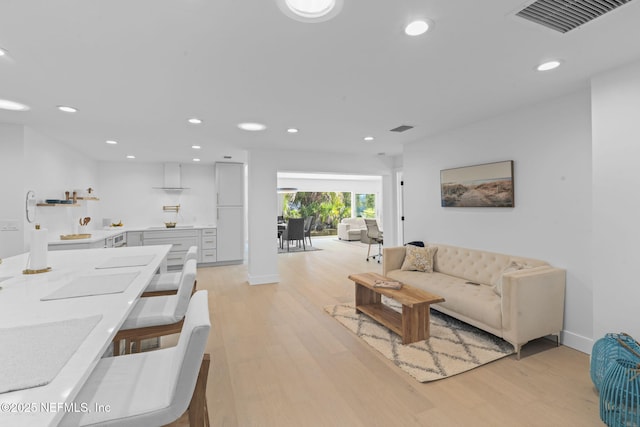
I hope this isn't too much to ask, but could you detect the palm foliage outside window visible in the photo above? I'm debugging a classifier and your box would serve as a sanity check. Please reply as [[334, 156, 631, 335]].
[[282, 192, 351, 235], [355, 193, 376, 218]]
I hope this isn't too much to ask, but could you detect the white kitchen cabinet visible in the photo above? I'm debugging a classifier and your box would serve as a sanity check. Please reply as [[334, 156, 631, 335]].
[[49, 240, 105, 251], [142, 229, 198, 268], [200, 228, 217, 263], [215, 162, 245, 206], [215, 162, 245, 263], [216, 207, 244, 262], [127, 231, 143, 247]]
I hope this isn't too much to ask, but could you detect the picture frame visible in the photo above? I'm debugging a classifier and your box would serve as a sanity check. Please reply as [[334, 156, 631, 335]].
[[440, 160, 514, 207]]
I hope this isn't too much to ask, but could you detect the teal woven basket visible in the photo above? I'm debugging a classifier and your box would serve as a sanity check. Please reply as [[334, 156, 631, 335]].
[[591, 333, 640, 392], [600, 358, 640, 427]]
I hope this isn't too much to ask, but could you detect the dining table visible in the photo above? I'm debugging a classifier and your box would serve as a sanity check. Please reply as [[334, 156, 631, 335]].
[[0, 244, 171, 426]]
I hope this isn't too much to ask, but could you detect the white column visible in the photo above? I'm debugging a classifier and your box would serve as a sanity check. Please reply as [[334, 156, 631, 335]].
[[246, 150, 280, 285], [592, 59, 640, 341]]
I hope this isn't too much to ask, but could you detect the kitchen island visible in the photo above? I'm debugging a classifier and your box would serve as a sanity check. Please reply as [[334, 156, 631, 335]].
[[0, 244, 171, 427], [46, 225, 233, 267]]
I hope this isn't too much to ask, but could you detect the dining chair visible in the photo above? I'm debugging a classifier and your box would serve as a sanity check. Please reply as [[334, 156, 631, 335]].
[[303, 216, 313, 246], [277, 222, 286, 248], [60, 290, 211, 427], [113, 258, 197, 355], [142, 246, 198, 297], [364, 219, 383, 263], [281, 217, 305, 251]]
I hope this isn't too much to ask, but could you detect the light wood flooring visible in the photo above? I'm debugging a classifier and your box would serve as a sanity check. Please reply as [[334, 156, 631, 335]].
[[169, 237, 602, 427]]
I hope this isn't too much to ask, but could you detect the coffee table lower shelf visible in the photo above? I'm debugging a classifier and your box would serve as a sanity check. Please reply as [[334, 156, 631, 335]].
[[356, 303, 403, 337], [349, 272, 445, 345]]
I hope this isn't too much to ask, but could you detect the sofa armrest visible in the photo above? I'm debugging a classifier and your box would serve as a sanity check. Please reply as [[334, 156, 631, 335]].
[[383, 247, 406, 276], [500, 266, 566, 348], [337, 223, 351, 240]]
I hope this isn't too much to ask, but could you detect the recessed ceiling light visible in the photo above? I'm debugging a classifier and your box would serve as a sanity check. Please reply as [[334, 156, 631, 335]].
[[363, 136, 374, 141], [0, 99, 30, 111], [188, 118, 202, 124], [277, 0, 343, 22], [57, 105, 78, 113], [536, 60, 562, 71], [286, 0, 335, 17], [105, 140, 118, 145], [193, 158, 201, 162], [192, 145, 201, 149], [0, 48, 7, 57], [287, 128, 299, 133], [405, 20, 431, 36], [238, 122, 267, 131], [126, 155, 136, 159]]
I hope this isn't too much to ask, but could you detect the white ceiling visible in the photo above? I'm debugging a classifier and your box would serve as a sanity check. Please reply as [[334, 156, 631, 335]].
[[1, 0, 640, 164]]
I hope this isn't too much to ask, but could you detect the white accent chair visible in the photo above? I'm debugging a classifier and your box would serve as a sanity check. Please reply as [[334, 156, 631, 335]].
[[113, 258, 197, 355], [60, 290, 211, 427], [337, 217, 366, 241], [143, 246, 198, 297]]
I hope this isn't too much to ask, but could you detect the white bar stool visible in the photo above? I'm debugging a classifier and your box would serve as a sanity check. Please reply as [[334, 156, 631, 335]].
[[60, 291, 211, 427], [143, 246, 198, 297], [113, 259, 197, 355]]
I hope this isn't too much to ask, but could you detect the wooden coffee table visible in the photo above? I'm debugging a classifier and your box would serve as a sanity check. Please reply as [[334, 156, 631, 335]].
[[348, 272, 445, 345]]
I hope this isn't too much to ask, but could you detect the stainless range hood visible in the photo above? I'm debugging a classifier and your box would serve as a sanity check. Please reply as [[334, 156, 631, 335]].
[[153, 163, 190, 190]]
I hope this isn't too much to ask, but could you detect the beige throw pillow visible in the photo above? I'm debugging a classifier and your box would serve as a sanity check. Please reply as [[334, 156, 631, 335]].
[[401, 245, 438, 273], [493, 260, 533, 296]]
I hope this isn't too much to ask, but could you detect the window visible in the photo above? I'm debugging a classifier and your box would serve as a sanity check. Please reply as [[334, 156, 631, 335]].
[[282, 191, 351, 235], [355, 193, 376, 218]]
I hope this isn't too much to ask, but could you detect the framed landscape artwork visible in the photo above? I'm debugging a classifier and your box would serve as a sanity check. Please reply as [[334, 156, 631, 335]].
[[440, 161, 514, 207]]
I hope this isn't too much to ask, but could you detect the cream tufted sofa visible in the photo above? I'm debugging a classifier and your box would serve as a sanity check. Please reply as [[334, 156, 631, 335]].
[[337, 217, 367, 241], [383, 244, 566, 358]]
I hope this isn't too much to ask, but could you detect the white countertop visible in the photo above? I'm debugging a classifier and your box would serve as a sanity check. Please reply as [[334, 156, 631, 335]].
[[47, 229, 125, 245], [47, 225, 216, 246], [0, 245, 171, 426]]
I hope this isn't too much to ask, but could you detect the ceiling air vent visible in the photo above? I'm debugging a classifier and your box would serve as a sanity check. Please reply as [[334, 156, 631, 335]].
[[515, 0, 634, 33], [390, 125, 414, 133]]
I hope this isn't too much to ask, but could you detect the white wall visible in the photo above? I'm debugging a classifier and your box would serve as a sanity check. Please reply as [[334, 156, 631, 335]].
[[592, 59, 640, 341], [403, 89, 593, 353], [96, 162, 216, 229], [1, 124, 218, 257], [22, 128, 99, 239], [277, 176, 381, 194], [0, 124, 25, 258], [0, 125, 100, 256]]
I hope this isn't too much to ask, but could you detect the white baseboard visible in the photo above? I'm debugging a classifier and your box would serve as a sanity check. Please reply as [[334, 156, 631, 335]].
[[248, 274, 280, 286], [561, 330, 594, 355]]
